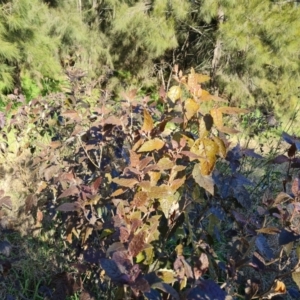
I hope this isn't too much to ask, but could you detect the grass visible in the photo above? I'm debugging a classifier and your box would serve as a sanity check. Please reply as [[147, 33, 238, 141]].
[[0, 230, 61, 299]]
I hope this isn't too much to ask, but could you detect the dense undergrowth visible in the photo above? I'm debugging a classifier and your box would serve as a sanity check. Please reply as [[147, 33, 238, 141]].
[[1, 67, 300, 300]]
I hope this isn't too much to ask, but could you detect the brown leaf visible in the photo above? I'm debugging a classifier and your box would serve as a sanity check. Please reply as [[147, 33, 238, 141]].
[[61, 110, 81, 121], [138, 157, 153, 170], [141, 109, 154, 133], [129, 150, 141, 168], [104, 115, 123, 126], [36, 208, 43, 224], [129, 231, 146, 257], [44, 165, 61, 181], [49, 141, 62, 149], [132, 191, 148, 207], [256, 227, 280, 235], [25, 194, 38, 213], [111, 188, 127, 197], [273, 192, 292, 206]]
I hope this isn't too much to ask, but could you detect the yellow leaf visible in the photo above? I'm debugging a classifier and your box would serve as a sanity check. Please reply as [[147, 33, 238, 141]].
[[99, 228, 114, 239], [210, 108, 223, 129], [157, 157, 174, 170], [141, 109, 154, 133], [175, 244, 183, 256], [167, 86, 182, 103], [136, 251, 145, 263], [81, 226, 93, 245], [199, 156, 216, 175], [292, 272, 300, 289], [212, 136, 226, 158], [274, 280, 286, 293], [180, 276, 187, 290], [202, 138, 219, 160], [148, 171, 161, 186], [188, 68, 197, 89], [156, 269, 176, 284], [147, 184, 173, 199], [196, 74, 210, 83], [144, 246, 154, 265], [159, 192, 179, 218], [199, 115, 213, 139], [170, 176, 186, 192], [138, 138, 165, 152], [112, 178, 138, 188], [200, 89, 213, 101], [172, 132, 194, 147], [218, 126, 240, 134], [191, 138, 218, 175], [200, 90, 226, 102], [192, 163, 214, 195], [184, 98, 200, 121]]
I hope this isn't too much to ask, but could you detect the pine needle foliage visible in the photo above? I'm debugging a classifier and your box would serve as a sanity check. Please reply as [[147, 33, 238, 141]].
[[191, 0, 300, 118]]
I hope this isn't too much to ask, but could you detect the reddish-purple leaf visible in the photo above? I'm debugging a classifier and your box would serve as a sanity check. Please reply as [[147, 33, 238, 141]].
[[0, 196, 12, 210], [292, 178, 300, 196], [151, 282, 180, 300], [288, 143, 297, 157], [100, 259, 128, 283], [58, 185, 79, 199], [57, 202, 80, 212], [271, 154, 289, 164], [91, 177, 102, 194], [120, 227, 130, 242], [291, 158, 300, 168], [279, 229, 300, 245], [130, 276, 150, 292], [186, 280, 228, 300], [0, 112, 5, 129]]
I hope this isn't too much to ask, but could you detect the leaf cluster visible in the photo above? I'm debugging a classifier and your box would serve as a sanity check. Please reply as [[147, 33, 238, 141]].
[[1, 67, 300, 299]]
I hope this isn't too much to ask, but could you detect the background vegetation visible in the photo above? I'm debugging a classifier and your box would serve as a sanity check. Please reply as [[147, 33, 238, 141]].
[[1, 0, 300, 299]]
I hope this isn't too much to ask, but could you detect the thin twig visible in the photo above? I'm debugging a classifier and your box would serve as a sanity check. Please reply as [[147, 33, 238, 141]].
[[77, 136, 99, 169]]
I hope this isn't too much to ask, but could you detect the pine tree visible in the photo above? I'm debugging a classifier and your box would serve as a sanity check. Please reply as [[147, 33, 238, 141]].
[[186, 0, 300, 118]]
